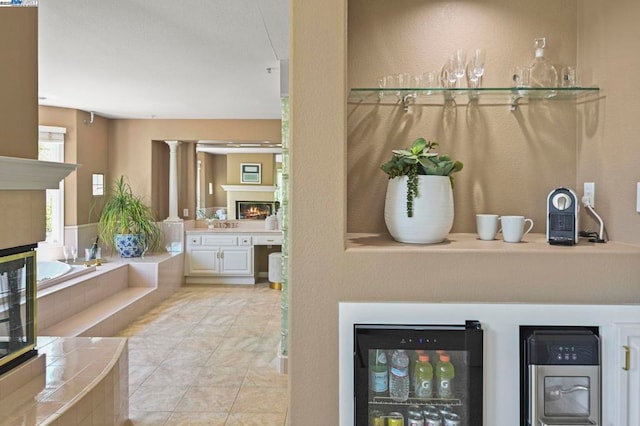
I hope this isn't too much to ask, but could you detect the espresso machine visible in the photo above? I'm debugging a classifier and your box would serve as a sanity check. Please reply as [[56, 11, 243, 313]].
[[520, 326, 601, 426], [547, 188, 579, 245]]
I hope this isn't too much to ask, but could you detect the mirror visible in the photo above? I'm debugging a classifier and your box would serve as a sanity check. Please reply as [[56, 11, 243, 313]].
[[196, 140, 282, 220]]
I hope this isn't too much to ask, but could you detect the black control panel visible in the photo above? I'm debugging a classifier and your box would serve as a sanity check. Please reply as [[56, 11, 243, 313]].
[[527, 330, 599, 365]]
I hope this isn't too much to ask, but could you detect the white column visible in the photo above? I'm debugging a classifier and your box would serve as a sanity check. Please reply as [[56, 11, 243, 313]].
[[165, 140, 182, 222]]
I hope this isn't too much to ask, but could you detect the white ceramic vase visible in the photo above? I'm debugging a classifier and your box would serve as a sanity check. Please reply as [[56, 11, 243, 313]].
[[384, 175, 454, 244]]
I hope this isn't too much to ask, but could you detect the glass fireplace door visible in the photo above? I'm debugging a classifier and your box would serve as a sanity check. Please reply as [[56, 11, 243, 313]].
[[354, 321, 483, 426]]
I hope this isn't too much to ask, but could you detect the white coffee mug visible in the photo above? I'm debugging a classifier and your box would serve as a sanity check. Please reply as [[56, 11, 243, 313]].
[[476, 214, 500, 241], [500, 215, 534, 243]]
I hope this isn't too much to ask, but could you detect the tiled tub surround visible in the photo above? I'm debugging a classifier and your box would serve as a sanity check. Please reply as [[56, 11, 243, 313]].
[[0, 336, 128, 425], [38, 252, 183, 337]]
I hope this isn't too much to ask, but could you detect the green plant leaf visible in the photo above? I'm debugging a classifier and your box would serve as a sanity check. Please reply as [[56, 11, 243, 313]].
[[97, 175, 161, 254], [411, 138, 428, 155]]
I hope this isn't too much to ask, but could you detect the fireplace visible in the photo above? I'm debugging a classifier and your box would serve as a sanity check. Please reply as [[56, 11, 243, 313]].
[[236, 201, 279, 220], [0, 244, 37, 375]]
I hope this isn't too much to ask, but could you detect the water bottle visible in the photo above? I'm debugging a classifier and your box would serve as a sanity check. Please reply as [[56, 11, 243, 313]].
[[389, 349, 409, 401], [436, 353, 455, 398]]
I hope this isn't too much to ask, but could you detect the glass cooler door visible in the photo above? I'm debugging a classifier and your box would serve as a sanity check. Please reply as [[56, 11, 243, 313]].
[[354, 321, 483, 426]]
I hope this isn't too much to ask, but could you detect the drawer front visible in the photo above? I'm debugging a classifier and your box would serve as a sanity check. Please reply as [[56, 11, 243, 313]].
[[239, 236, 252, 246], [187, 235, 202, 246], [202, 235, 238, 246], [253, 235, 283, 246]]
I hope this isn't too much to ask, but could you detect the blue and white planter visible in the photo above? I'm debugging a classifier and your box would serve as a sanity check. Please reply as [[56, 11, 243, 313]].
[[114, 234, 147, 258]]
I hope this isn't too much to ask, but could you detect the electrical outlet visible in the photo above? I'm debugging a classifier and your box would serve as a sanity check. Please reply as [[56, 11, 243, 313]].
[[637, 183, 640, 213], [584, 182, 595, 207], [183, 208, 189, 217]]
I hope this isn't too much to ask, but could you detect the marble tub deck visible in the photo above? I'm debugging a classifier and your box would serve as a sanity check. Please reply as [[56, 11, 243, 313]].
[[0, 336, 128, 425]]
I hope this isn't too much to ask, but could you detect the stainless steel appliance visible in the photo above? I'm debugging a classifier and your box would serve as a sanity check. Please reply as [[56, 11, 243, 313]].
[[354, 321, 483, 426], [520, 327, 600, 426], [547, 188, 579, 245]]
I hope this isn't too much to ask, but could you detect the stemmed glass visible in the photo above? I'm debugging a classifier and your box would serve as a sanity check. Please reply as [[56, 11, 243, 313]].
[[470, 48, 486, 83], [453, 50, 467, 87], [62, 246, 69, 263], [440, 59, 457, 88], [71, 246, 78, 263]]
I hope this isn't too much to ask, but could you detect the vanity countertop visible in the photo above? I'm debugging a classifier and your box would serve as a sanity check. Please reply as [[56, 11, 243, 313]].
[[186, 228, 283, 235]]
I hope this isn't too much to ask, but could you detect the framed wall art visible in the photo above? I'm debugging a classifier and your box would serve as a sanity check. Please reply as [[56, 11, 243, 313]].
[[240, 163, 261, 184]]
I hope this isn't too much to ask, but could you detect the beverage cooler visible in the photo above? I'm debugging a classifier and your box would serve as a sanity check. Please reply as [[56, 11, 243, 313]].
[[354, 321, 483, 426]]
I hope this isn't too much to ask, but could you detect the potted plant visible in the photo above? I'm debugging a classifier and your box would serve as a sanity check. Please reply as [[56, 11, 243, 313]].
[[381, 137, 463, 244], [98, 176, 161, 257]]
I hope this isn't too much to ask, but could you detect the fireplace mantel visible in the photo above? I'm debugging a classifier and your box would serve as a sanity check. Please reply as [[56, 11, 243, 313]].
[[221, 185, 277, 192], [0, 156, 79, 190]]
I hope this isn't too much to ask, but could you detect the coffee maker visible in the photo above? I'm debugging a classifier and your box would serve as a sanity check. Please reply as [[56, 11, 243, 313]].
[[547, 188, 579, 245]]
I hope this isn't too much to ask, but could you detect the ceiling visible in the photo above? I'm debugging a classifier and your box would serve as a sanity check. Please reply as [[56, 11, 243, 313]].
[[37, 0, 289, 120]]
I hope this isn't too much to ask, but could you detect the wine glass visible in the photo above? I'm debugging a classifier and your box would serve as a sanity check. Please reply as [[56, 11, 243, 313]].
[[453, 49, 467, 86], [62, 246, 69, 263], [440, 59, 458, 89], [466, 63, 480, 89], [471, 48, 486, 81], [71, 246, 78, 263]]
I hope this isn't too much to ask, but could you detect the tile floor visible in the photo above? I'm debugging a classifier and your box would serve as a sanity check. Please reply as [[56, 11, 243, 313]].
[[117, 282, 288, 426]]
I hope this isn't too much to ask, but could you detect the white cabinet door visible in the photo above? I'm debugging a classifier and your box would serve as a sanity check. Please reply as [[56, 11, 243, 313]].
[[188, 249, 220, 274], [616, 323, 640, 426], [219, 247, 253, 275]]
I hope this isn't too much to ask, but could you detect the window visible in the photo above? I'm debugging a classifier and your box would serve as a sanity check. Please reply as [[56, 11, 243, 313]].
[[38, 126, 66, 244], [92, 173, 104, 196]]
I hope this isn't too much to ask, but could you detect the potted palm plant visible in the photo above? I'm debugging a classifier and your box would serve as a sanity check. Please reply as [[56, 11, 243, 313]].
[[381, 137, 463, 244], [98, 176, 161, 257]]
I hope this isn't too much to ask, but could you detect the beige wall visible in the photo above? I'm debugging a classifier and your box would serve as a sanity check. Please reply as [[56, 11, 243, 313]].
[[210, 154, 227, 208], [226, 153, 276, 186], [577, 0, 640, 243], [35, 113, 279, 224], [0, 191, 46, 249], [39, 107, 109, 226], [0, 7, 38, 160], [0, 7, 43, 249], [108, 119, 281, 219], [348, 0, 578, 234], [290, 0, 640, 423], [199, 153, 229, 209]]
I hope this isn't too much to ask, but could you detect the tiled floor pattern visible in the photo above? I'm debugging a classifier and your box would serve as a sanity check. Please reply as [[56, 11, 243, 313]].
[[117, 283, 287, 425]]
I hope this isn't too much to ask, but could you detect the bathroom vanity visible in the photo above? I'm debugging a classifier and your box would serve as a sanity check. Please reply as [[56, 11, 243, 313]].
[[184, 228, 283, 284]]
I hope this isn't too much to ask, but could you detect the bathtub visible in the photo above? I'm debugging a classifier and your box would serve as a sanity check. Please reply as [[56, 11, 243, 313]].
[[37, 261, 95, 290], [37, 261, 72, 282]]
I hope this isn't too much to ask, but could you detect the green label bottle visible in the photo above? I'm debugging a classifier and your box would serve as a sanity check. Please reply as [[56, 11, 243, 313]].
[[436, 353, 455, 398], [414, 354, 433, 398], [369, 349, 388, 395]]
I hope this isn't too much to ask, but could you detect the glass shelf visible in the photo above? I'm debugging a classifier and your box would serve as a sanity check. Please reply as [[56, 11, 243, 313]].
[[348, 86, 601, 111]]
